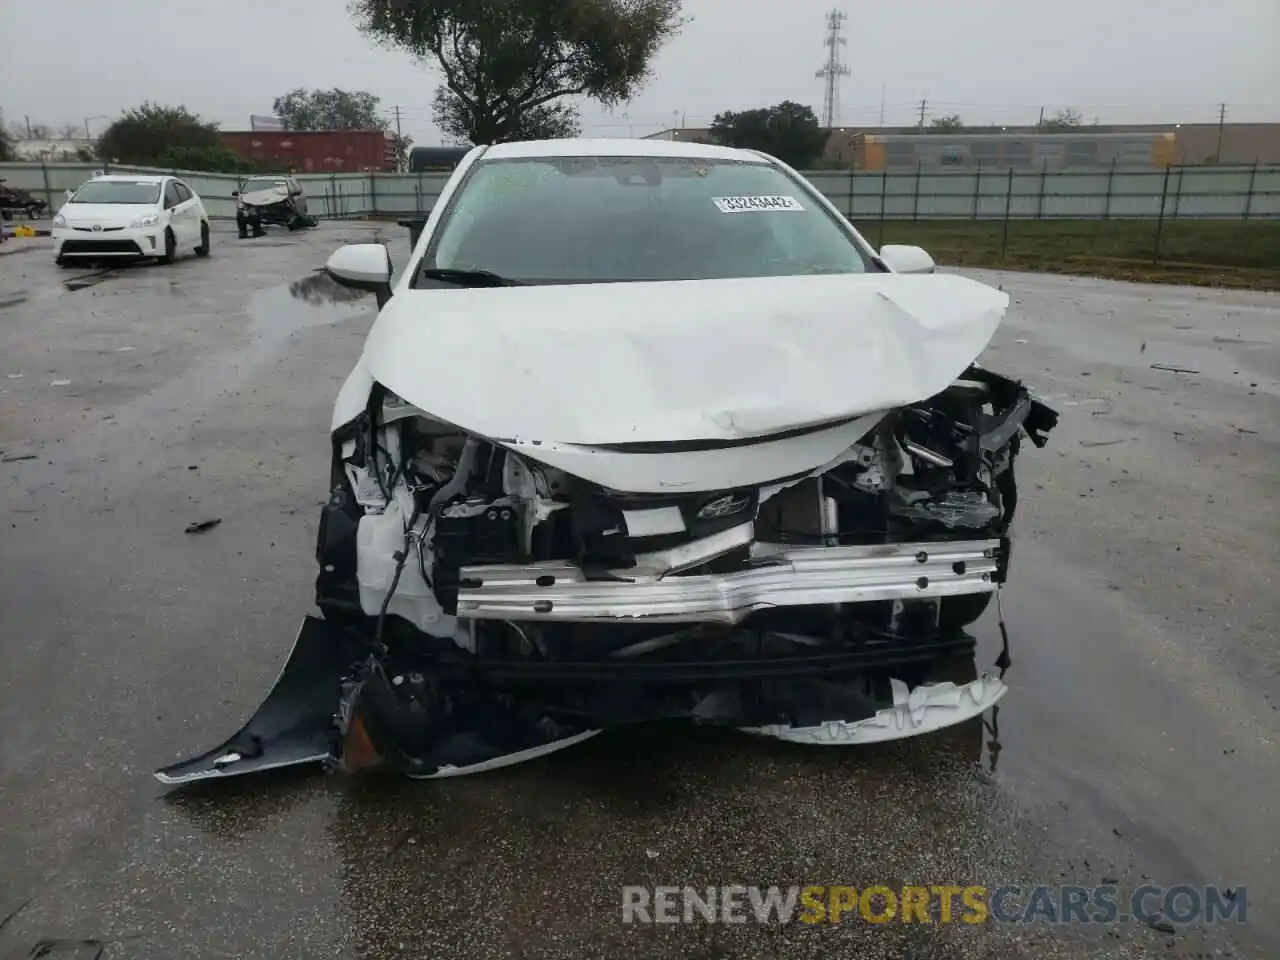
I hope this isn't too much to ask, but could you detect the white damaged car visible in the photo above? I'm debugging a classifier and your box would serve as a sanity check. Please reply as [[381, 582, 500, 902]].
[[158, 139, 1057, 784]]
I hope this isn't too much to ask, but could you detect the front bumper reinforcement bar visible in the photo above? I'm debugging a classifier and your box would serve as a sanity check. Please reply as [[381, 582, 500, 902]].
[[457, 538, 1001, 624]]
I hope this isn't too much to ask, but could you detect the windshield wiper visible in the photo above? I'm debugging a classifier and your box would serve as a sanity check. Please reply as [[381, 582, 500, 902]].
[[418, 267, 523, 288]]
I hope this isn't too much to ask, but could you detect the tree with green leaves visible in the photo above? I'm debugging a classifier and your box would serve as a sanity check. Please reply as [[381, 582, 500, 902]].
[[97, 103, 222, 166], [708, 101, 829, 169], [432, 88, 581, 141], [273, 88, 384, 130], [351, 0, 684, 144], [272, 87, 412, 168], [156, 145, 262, 174], [927, 114, 964, 133]]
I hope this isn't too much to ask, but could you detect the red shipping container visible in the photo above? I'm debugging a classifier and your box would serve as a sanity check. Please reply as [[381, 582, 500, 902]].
[[219, 130, 397, 173]]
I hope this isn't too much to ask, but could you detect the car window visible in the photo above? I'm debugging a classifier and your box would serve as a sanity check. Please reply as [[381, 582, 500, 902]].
[[242, 179, 288, 193], [174, 182, 192, 202], [69, 180, 161, 204], [418, 156, 871, 286], [288, 179, 300, 194], [164, 182, 182, 208]]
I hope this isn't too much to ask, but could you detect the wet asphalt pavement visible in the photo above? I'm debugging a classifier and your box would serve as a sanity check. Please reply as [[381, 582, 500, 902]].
[[0, 224, 1276, 959]]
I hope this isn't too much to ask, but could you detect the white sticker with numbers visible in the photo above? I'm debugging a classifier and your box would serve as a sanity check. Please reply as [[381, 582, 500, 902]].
[[712, 195, 805, 213]]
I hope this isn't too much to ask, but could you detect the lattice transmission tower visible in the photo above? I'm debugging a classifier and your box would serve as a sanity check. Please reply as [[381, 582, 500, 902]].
[[815, 9, 850, 128]]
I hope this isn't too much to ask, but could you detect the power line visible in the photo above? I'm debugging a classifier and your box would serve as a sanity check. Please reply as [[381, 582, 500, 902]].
[[814, 9, 850, 128]]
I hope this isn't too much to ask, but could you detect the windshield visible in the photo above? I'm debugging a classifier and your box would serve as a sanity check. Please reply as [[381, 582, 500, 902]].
[[242, 179, 288, 193], [69, 180, 161, 205], [416, 156, 871, 286]]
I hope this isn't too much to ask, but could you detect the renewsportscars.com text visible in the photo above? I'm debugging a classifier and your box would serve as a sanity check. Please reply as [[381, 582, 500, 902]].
[[622, 884, 1247, 926]]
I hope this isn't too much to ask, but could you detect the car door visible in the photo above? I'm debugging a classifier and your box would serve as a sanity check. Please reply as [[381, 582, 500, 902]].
[[183, 182, 206, 220], [173, 181, 199, 244], [162, 181, 188, 244]]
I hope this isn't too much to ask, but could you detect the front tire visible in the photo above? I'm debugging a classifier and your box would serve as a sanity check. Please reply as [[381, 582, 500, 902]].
[[159, 227, 176, 264], [195, 221, 210, 257], [55, 256, 73, 269]]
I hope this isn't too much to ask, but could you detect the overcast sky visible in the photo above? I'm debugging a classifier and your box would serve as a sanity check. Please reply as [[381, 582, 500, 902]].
[[1, 0, 1275, 143]]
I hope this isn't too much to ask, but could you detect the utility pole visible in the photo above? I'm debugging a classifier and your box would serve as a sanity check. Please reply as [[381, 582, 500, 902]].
[[1215, 102, 1227, 162], [1037, 106, 1045, 129], [391, 105, 403, 138], [879, 84, 886, 126], [814, 9, 850, 129], [25, 115, 32, 138], [918, 99, 927, 129]]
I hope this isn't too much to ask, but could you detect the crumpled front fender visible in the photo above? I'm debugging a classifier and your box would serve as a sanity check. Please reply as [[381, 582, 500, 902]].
[[154, 618, 352, 785]]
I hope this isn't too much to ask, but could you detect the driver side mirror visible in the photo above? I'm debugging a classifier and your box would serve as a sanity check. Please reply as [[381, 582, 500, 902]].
[[878, 244, 936, 274], [230, 190, 239, 198], [325, 243, 393, 308]]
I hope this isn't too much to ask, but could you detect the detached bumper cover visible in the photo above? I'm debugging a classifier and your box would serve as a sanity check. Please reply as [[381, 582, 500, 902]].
[[743, 672, 1006, 745], [457, 538, 1000, 624]]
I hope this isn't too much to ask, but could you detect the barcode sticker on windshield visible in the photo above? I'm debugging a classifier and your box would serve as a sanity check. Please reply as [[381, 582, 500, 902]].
[[712, 195, 805, 213]]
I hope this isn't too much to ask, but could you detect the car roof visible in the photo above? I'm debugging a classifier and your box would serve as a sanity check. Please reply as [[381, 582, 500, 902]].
[[481, 138, 772, 164], [89, 174, 169, 183]]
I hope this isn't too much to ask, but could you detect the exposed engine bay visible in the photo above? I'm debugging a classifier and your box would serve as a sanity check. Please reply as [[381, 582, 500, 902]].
[[157, 364, 1056, 784]]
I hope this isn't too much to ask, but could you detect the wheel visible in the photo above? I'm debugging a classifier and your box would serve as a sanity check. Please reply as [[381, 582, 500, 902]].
[[56, 256, 73, 269], [195, 221, 210, 257], [159, 227, 176, 264]]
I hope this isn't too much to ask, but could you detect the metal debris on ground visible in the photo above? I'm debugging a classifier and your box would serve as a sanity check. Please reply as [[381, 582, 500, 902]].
[[184, 518, 222, 534], [1150, 363, 1200, 374]]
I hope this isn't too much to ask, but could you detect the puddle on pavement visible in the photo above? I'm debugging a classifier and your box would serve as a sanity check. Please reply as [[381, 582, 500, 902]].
[[247, 271, 374, 342], [289, 270, 370, 305]]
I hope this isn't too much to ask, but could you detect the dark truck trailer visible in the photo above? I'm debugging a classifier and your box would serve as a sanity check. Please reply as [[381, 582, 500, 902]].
[[407, 146, 470, 173], [401, 147, 472, 246]]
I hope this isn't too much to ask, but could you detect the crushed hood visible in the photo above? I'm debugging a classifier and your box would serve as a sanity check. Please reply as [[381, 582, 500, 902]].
[[361, 273, 1009, 445], [241, 186, 289, 206]]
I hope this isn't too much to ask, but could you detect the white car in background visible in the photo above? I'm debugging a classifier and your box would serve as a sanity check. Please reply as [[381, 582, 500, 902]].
[[52, 174, 211, 267]]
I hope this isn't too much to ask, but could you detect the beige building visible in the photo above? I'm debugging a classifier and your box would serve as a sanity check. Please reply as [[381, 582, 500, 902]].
[[645, 122, 1280, 169], [12, 138, 96, 162]]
